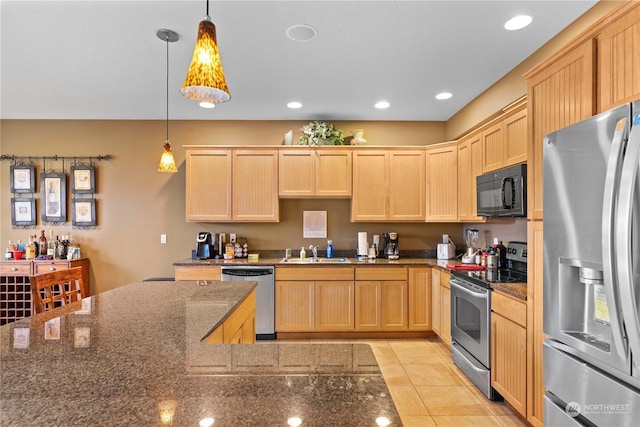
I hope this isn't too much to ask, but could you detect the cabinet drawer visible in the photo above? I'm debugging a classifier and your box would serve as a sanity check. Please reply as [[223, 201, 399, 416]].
[[33, 261, 71, 275], [355, 267, 407, 281], [0, 261, 32, 276], [492, 292, 526, 327], [276, 267, 354, 281], [175, 266, 221, 281]]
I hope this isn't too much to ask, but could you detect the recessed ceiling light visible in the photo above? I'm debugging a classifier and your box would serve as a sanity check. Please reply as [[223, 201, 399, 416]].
[[286, 24, 317, 42], [287, 101, 302, 109], [504, 15, 532, 31], [287, 417, 302, 427], [374, 101, 390, 109], [435, 92, 453, 100], [199, 102, 215, 109]]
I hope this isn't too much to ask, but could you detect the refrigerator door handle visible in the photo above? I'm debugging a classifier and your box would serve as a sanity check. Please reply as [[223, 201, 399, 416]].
[[602, 116, 629, 359], [616, 114, 640, 372]]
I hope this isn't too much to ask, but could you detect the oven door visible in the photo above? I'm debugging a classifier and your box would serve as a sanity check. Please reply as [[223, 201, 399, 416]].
[[450, 277, 491, 368]]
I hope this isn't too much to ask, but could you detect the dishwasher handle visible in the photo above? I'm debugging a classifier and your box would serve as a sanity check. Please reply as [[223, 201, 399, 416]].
[[221, 269, 274, 277]]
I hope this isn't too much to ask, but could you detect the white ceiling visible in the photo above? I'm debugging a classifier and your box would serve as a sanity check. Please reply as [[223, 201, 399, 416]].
[[0, 0, 597, 121]]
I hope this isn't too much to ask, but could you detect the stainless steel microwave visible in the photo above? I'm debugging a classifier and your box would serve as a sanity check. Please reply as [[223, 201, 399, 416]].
[[476, 164, 527, 217]]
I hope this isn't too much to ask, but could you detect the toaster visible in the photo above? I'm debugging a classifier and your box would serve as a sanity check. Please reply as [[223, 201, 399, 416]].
[[437, 243, 456, 260]]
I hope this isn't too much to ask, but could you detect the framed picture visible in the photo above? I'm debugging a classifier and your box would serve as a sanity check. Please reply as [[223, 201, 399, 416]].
[[11, 198, 36, 226], [303, 210, 327, 238], [71, 165, 95, 194], [41, 172, 67, 223], [9, 164, 35, 193], [72, 199, 96, 226]]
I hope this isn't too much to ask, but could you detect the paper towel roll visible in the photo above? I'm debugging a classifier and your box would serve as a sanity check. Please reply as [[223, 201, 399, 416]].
[[358, 232, 368, 256]]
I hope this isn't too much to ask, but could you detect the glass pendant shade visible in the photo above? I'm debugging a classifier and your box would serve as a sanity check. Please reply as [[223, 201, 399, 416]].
[[180, 18, 230, 104], [158, 142, 178, 173]]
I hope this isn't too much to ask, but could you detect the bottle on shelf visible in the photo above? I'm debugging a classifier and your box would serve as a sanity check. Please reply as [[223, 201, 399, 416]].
[[492, 238, 507, 269], [38, 230, 48, 257], [26, 236, 37, 260], [47, 230, 55, 257], [326, 240, 334, 259]]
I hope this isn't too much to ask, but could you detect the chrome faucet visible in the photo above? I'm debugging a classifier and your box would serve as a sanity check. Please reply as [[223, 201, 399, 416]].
[[309, 245, 318, 260]]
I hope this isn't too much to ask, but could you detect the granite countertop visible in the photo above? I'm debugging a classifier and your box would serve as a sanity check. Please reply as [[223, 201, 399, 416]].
[[0, 281, 400, 426], [174, 256, 457, 268], [491, 282, 527, 301]]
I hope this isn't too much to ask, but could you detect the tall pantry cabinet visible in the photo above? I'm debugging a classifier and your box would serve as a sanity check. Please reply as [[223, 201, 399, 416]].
[[523, 3, 640, 426]]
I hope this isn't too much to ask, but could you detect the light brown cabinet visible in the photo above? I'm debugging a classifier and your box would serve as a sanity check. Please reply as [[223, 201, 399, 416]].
[[481, 102, 527, 174], [430, 268, 451, 344], [457, 131, 485, 222], [185, 147, 279, 222], [425, 143, 457, 222], [598, 5, 640, 112], [278, 148, 352, 198], [527, 220, 544, 426], [174, 265, 221, 281], [352, 149, 425, 221], [275, 267, 354, 332], [525, 39, 595, 220], [355, 267, 408, 331], [408, 267, 431, 330], [205, 290, 256, 344], [491, 291, 527, 416], [431, 268, 441, 336]]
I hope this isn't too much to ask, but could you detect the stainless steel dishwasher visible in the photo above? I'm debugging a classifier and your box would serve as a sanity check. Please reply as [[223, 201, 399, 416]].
[[220, 266, 275, 340]]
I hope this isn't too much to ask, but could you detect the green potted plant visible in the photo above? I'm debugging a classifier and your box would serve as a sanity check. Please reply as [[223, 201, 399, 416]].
[[299, 121, 345, 146]]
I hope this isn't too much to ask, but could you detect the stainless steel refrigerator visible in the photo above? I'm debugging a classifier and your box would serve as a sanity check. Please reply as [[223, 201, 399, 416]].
[[543, 100, 640, 426]]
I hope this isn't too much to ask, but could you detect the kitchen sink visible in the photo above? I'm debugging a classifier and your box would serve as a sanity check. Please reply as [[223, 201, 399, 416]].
[[279, 258, 351, 264]]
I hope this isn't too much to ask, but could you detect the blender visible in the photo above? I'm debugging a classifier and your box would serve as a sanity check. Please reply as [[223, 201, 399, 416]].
[[462, 228, 479, 264]]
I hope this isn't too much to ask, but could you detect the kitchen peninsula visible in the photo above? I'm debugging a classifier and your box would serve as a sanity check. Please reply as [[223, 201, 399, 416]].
[[0, 280, 400, 426]]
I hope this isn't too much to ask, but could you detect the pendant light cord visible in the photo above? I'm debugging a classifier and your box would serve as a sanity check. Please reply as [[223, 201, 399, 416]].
[[206, 0, 209, 17], [165, 34, 169, 142]]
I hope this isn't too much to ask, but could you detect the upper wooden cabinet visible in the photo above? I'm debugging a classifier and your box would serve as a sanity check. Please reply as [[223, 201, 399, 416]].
[[482, 101, 527, 173], [185, 147, 279, 222], [279, 147, 352, 198], [457, 131, 485, 222], [352, 148, 425, 222], [525, 39, 595, 220], [425, 142, 457, 222], [598, 5, 640, 112]]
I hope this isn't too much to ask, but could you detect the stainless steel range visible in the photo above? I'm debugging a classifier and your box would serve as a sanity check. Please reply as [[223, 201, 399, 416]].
[[450, 241, 527, 400]]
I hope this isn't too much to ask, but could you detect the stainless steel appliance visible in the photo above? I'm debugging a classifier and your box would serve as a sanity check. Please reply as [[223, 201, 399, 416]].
[[476, 164, 527, 217], [382, 232, 399, 260], [450, 241, 528, 400], [220, 266, 276, 340], [543, 101, 640, 425]]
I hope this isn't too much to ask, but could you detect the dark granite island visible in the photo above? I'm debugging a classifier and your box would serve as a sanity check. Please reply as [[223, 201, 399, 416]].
[[0, 281, 401, 426]]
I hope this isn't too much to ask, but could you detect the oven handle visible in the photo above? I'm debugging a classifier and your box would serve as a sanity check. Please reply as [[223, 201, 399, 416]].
[[450, 279, 488, 298]]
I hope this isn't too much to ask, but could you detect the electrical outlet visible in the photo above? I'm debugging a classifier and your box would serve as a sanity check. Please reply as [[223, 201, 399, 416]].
[[230, 233, 236, 243], [160, 234, 167, 244]]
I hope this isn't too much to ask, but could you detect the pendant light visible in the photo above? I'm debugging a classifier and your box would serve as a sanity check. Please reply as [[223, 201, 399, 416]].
[[157, 29, 179, 173], [180, 0, 230, 106]]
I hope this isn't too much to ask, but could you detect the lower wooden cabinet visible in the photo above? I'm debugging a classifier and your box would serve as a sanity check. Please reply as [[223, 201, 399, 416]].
[[355, 267, 408, 331], [174, 265, 221, 281], [315, 281, 354, 331], [491, 291, 527, 416], [275, 280, 315, 332], [206, 290, 256, 344], [408, 267, 431, 330], [431, 268, 451, 344], [431, 268, 441, 336]]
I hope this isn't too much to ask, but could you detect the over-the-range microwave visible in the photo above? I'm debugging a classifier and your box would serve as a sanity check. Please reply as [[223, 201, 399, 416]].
[[476, 164, 527, 217]]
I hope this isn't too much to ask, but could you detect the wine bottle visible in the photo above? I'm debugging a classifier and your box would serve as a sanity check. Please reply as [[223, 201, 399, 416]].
[[38, 230, 48, 256]]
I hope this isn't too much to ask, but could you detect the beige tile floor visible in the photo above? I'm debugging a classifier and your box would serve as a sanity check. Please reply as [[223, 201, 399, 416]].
[[282, 338, 530, 427]]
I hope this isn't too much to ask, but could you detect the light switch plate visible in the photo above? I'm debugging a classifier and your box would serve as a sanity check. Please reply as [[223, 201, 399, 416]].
[[160, 234, 167, 244]]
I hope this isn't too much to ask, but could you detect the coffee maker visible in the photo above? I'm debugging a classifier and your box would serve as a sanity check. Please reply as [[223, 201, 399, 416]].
[[382, 232, 399, 260], [194, 232, 216, 260]]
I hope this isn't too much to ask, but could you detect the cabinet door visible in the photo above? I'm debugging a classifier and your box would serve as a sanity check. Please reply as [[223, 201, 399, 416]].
[[503, 107, 528, 167], [526, 39, 595, 220], [275, 281, 314, 332], [482, 121, 504, 173], [316, 281, 354, 331], [492, 312, 527, 416], [233, 149, 279, 221], [425, 144, 458, 221], [389, 150, 425, 221], [527, 221, 544, 426], [352, 151, 389, 221], [381, 281, 408, 330], [598, 5, 640, 112], [355, 281, 381, 330], [457, 139, 472, 220], [431, 268, 441, 336], [408, 267, 431, 331], [316, 149, 352, 197], [279, 149, 315, 197], [185, 149, 232, 221], [441, 285, 451, 345]]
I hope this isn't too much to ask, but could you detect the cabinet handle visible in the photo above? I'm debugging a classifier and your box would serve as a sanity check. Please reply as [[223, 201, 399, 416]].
[[49, 267, 57, 271], [11, 267, 18, 271]]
